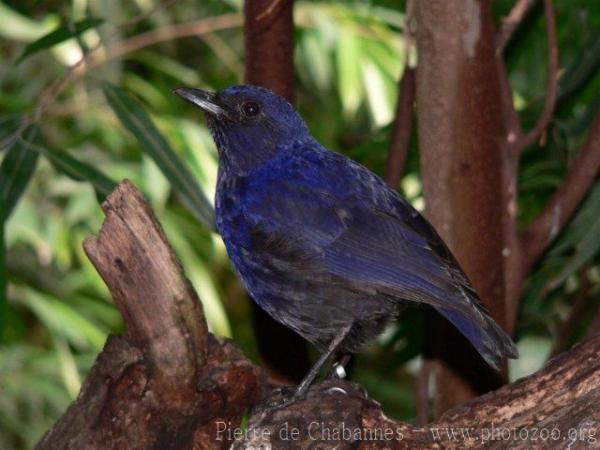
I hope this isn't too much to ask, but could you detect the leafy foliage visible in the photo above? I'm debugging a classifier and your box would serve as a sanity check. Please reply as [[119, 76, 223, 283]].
[[0, 126, 39, 221], [16, 18, 104, 64], [103, 83, 215, 229], [0, 0, 598, 447]]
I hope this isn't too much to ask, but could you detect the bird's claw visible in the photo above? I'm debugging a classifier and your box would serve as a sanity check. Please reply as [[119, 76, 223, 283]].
[[255, 386, 303, 413], [326, 386, 348, 396]]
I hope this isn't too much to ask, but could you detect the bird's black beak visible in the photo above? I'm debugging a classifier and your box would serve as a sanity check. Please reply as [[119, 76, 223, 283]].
[[174, 87, 229, 118]]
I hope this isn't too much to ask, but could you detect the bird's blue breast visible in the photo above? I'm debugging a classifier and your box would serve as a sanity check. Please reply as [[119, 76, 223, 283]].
[[215, 174, 252, 266], [215, 142, 343, 305]]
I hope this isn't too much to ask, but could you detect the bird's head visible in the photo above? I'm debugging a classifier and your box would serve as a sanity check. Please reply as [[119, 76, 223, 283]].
[[175, 85, 309, 174]]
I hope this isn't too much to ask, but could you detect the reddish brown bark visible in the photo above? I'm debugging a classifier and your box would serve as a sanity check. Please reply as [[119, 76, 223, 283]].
[[496, 0, 538, 51], [513, 0, 559, 153], [550, 271, 591, 358], [244, 0, 295, 102], [521, 110, 600, 273], [384, 68, 416, 188], [414, 0, 508, 414], [497, 0, 559, 335]]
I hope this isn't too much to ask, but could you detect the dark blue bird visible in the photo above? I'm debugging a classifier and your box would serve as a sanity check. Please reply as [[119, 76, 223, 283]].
[[175, 85, 518, 403]]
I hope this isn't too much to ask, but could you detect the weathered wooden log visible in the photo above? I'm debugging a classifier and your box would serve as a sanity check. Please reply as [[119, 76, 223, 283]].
[[36, 180, 266, 450], [237, 336, 599, 449]]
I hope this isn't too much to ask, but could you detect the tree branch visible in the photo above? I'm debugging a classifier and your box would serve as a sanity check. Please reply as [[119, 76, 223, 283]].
[[244, 0, 295, 102], [586, 310, 600, 340], [521, 110, 600, 273], [550, 270, 591, 358], [103, 14, 243, 66], [416, 358, 431, 426], [513, 0, 559, 153], [384, 0, 416, 189], [384, 68, 415, 188], [497, 0, 539, 52], [9, 13, 243, 138]]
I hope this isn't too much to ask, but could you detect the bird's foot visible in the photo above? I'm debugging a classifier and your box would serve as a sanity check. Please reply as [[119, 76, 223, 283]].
[[253, 386, 304, 414], [325, 386, 348, 396]]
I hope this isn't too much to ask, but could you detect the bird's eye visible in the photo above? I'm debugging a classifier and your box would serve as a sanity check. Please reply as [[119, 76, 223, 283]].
[[241, 101, 261, 117]]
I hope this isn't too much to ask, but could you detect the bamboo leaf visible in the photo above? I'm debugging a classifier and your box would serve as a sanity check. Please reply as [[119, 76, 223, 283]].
[[547, 182, 600, 288], [53, 335, 81, 399], [0, 125, 39, 339], [17, 17, 103, 63], [362, 60, 393, 126], [550, 182, 600, 256], [28, 141, 117, 201], [20, 289, 107, 351], [0, 214, 5, 339], [103, 83, 215, 230], [300, 32, 331, 91], [558, 33, 600, 103], [0, 115, 23, 150], [0, 1, 57, 42], [336, 32, 363, 116], [0, 125, 39, 221]]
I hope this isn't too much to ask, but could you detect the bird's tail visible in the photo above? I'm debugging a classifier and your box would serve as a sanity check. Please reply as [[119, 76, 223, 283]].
[[434, 305, 519, 370]]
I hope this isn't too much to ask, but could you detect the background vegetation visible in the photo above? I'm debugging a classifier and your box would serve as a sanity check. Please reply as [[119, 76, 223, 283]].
[[0, 0, 598, 448]]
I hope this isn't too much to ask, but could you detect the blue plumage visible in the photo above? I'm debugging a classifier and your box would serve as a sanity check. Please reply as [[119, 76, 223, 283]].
[[175, 85, 518, 401]]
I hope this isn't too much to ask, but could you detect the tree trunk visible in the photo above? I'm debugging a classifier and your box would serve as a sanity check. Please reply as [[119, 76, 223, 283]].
[[37, 181, 600, 450], [414, 0, 509, 414], [244, 0, 295, 102]]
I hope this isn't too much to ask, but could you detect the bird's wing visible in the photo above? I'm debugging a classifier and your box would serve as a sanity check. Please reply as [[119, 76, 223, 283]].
[[248, 154, 474, 313], [246, 151, 517, 366], [317, 192, 519, 368]]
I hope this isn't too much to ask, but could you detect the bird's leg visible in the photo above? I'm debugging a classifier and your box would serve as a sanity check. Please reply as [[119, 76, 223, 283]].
[[266, 323, 353, 409], [330, 354, 352, 379], [291, 323, 353, 400]]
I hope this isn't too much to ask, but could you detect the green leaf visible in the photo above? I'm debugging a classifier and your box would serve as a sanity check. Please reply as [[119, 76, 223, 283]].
[[336, 32, 364, 116], [0, 1, 57, 42], [300, 32, 332, 91], [16, 17, 103, 64], [362, 60, 393, 126], [0, 124, 39, 339], [103, 83, 215, 230], [0, 213, 5, 340], [53, 335, 81, 399], [546, 182, 600, 288], [29, 142, 117, 201], [559, 33, 600, 103], [0, 115, 23, 150], [19, 289, 107, 351], [0, 125, 39, 221], [550, 181, 600, 256]]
